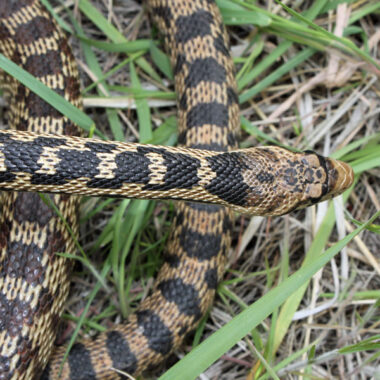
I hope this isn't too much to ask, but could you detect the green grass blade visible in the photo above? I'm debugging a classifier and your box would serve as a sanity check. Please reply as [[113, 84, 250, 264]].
[[78, 36, 151, 53], [78, 0, 125, 43], [150, 44, 173, 80], [159, 211, 380, 380], [40, 0, 73, 33], [0, 53, 95, 133], [59, 261, 111, 376], [239, 47, 315, 103], [273, 0, 380, 70], [130, 62, 152, 143]]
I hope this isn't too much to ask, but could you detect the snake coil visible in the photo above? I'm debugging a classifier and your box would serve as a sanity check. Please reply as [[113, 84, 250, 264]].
[[0, 1, 353, 379]]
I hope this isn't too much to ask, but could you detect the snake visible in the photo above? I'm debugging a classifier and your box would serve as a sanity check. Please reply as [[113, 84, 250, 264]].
[[0, 1, 354, 379]]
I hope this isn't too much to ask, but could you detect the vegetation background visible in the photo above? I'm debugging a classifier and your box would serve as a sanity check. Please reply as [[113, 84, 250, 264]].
[[1, 0, 379, 379]]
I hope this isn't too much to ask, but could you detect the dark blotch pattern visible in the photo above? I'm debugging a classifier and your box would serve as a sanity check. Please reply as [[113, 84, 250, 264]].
[[185, 58, 226, 88], [105, 151, 151, 189], [23, 49, 63, 78], [13, 192, 54, 225], [222, 211, 233, 232], [179, 226, 222, 261], [106, 330, 138, 375], [23, 90, 64, 120], [175, 10, 213, 43], [1, 240, 45, 286], [151, 6, 173, 28], [13, 15, 54, 45], [204, 268, 218, 289], [158, 278, 201, 320], [0, 135, 66, 184], [206, 152, 250, 206], [84, 141, 117, 153], [37, 287, 55, 316], [227, 132, 237, 148], [179, 92, 188, 110], [256, 171, 274, 184], [139, 146, 201, 190], [67, 343, 96, 380], [174, 53, 186, 76], [163, 253, 180, 268], [186, 102, 229, 129], [214, 32, 229, 56], [0, 294, 33, 336], [40, 363, 51, 380], [136, 310, 173, 354], [0, 355, 11, 380], [0, 0, 34, 18], [227, 87, 239, 105], [34, 149, 100, 186], [34, 136, 66, 148]]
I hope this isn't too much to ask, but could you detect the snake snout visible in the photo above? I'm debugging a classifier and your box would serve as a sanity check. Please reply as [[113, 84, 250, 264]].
[[323, 158, 354, 199], [239, 147, 354, 216]]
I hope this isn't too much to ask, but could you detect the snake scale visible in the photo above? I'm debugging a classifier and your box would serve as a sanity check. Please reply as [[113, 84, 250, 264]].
[[0, 1, 353, 379]]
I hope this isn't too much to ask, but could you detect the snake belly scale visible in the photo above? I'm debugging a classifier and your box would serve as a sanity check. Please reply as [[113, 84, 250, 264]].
[[0, 1, 353, 379]]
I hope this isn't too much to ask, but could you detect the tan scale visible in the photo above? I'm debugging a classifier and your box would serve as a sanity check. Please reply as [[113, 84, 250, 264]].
[[197, 160, 217, 187], [0, 39, 16, 58], [181, 35, 232, 64], [38, 74, 65, 90], [27, 116, 65, 134], [184, 81, 228, 107], [184, 124, 231, 146], [18, 35, 59, 58], [36, 147, 61, 175], [146, 152, 167, 185], [1, 3, 40, 35], [95, 152, 118, 179]]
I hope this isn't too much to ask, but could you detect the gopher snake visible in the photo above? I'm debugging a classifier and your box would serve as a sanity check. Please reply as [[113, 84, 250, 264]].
[[0, 1, 353, 379]]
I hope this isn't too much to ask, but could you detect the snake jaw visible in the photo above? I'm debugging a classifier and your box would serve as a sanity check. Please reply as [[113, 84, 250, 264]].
[[320, 157, 354, 200]]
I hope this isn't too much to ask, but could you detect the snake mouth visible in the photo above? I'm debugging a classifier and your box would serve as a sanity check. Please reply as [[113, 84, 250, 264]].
[[322, 157, 354, 200]]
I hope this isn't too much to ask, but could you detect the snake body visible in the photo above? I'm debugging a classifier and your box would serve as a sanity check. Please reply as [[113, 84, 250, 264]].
[[0, 1, 82, 379], [0, 1, 353, 379], [0, 129, 353, 216]]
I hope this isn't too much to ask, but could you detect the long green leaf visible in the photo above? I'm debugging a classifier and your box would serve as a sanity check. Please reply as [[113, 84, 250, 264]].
[[159, 211, 380, 380], [0, 54, 95, 133]]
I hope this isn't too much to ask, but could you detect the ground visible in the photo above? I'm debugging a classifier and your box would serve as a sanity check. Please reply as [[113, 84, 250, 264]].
[[2, 0, 380, 379]]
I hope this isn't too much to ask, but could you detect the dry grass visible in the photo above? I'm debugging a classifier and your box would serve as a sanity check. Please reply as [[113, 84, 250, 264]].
[[3, 0, 380, 379], [60, 1, 380, 379]]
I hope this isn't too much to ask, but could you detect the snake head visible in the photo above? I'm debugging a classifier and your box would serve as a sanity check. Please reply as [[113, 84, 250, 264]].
[[239, 147, 354, 216]]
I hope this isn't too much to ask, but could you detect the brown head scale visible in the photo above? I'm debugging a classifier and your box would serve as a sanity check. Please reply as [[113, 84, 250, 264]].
[[239, 146, 354, 216]]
